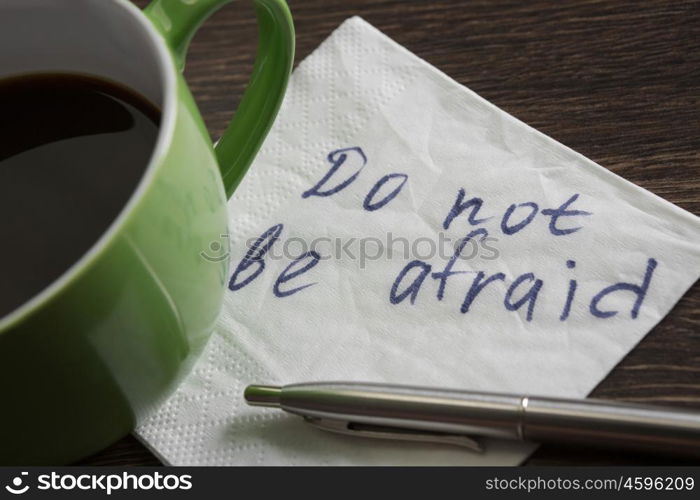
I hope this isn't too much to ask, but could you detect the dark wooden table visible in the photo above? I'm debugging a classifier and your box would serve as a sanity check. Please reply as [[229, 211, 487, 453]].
[[80, 0, 700, 465]]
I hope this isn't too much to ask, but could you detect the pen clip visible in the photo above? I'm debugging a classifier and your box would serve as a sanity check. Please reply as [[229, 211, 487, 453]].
[[304, 417, 484, 452]]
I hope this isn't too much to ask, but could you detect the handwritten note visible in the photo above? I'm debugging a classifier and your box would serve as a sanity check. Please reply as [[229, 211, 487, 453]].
[[138, 17, 700, 465], [229, 145, 658, 326]]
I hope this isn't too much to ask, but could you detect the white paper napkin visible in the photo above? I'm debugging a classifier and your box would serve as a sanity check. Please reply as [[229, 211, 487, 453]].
[[137, 17, 700, 465]]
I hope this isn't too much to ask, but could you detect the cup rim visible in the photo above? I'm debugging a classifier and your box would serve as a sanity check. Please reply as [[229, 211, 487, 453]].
[[0, 0, 178, 332]]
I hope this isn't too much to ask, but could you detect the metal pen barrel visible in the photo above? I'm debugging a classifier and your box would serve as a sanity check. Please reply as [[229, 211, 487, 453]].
[[250, 382, 525, 439], [246, 383, 700, 457], [524, 396, 700, 458]]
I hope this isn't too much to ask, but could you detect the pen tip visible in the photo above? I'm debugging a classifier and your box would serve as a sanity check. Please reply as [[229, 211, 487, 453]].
[[244, 385, 282, 408]]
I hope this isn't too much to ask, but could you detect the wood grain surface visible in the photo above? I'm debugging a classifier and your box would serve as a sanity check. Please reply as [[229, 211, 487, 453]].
[[80, 0, 700, 465]]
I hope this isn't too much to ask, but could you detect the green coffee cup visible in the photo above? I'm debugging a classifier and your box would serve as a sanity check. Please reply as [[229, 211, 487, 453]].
[[0, 0, 294, 464]]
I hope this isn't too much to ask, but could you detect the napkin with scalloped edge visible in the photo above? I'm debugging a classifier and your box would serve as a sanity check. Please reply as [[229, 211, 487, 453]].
[[136, 16, 700, 465]]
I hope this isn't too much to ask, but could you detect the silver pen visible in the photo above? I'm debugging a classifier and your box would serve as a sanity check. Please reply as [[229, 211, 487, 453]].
[[245, 382, 700, 457]]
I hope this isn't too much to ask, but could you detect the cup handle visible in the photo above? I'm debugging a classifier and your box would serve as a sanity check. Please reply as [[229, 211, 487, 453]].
[[145, 0, 295, 199]]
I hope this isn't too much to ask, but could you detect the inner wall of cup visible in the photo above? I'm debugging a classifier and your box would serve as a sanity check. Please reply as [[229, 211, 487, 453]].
[[0, 0, 168, 324], [0, 0, 164, 108]]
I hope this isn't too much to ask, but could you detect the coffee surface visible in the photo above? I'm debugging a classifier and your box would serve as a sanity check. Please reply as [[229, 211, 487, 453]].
[[0, 73, 161, 319]]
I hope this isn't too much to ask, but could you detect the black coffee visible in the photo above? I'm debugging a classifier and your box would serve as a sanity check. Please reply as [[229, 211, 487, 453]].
[[0, 73, 161, 318]]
